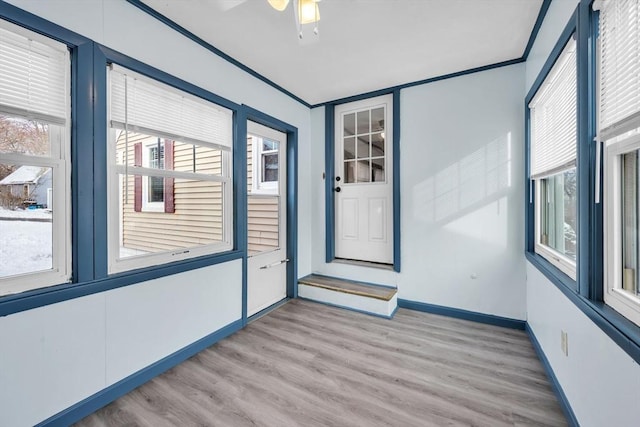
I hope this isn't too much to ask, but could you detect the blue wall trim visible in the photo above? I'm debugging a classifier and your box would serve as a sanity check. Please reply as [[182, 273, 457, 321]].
[[124, 0, 311, 109], [523, 0, 553, 59], [125, 0, 537, 109], [398, 299, 526, 330], [36, 319, 243, 427], [314, 58, 525, 108], [526, 324, 579, 427]]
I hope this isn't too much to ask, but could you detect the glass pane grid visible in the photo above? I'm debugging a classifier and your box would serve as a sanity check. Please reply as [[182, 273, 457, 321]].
[[342, 106, 386, 183]]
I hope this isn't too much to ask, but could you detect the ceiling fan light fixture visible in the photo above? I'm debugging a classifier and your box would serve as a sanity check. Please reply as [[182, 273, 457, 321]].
[[298, 0, 320, 25], [268, 0, 290, 12]]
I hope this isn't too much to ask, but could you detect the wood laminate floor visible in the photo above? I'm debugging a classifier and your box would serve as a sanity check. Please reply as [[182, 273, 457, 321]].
[[75, 299, 567, 427]]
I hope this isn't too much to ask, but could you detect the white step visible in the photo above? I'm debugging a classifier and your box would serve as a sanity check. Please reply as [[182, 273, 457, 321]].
[[298, 274, 397, 319]]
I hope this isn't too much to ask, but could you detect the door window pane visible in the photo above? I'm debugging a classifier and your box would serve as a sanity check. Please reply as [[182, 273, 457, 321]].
[[357, 160, 370, 183], [372, 158, 385, 182], [344, 137, 355, 160], [343, 113, 355, 136], [357, 135, 370, 159], [357, 110, 370, 134], [371, 107, 385, 132], [344, 161, 355, 183], [371, 132, 385, 156]]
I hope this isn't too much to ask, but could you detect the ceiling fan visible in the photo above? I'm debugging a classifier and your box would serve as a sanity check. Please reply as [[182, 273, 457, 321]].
[[268, 0, 321, 39]]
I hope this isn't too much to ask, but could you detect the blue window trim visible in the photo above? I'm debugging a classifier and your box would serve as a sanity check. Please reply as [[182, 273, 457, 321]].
[[526, 0, 640, 365], [324, 89, 401, 272], [525, 9, 578, 293], [238, 105, 299, 326], [0, 2, 248, 317]]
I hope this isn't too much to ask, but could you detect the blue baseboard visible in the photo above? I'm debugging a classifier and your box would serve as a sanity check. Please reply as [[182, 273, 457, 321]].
[[397, 299, 526, 330], [526, 324, 579, 427], [36, 319, 243, 427]]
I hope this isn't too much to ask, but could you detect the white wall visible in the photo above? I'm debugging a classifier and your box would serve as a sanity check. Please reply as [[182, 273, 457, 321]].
[[311, 63, 527, 320], [525, 1, 640, 426], [0, 261, 242, 427], [0, 1, 312, 425]]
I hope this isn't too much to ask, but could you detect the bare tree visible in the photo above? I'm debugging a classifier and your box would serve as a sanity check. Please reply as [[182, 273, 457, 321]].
[[0, 115, 49, 180]]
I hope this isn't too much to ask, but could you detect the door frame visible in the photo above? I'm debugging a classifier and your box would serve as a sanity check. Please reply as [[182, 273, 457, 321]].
[[325, 90, 401, 272], [238, 105, 298, 325]]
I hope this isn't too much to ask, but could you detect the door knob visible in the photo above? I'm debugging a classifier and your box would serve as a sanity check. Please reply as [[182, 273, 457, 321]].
[[334, 187, 341, 192]]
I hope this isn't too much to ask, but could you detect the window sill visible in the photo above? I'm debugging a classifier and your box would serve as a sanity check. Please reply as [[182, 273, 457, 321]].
[[526, 250, 640, 364]]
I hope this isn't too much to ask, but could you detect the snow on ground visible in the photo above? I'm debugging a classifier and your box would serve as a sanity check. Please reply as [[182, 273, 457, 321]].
[[0, 220, 52, 277], [0, 207, 52, 219]]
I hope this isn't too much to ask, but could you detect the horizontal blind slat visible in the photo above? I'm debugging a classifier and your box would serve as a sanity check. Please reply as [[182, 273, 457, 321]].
[[530, 38, 577, 178], [109, 65, 233, 149]]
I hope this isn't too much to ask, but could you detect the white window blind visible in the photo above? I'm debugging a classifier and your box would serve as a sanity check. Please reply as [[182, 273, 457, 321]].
[[529, 38, 577, 179], [599, 0, 640, 139], [0, 20, 69, 125], [109, 65, 233, 151]]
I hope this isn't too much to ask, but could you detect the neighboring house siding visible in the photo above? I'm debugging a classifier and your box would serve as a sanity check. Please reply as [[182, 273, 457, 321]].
[[247, 135, 279, 254], [117, 132, 223, 254]]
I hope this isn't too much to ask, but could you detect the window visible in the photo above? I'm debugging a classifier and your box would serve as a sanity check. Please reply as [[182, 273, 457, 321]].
[[0, 20, 71, 296], [529, 37, 578, 279], [250, 135, 279, 194], [138, 138, 173, 212], [600, 0, 640, 326], [108, 65, 233, 273], [342, 106, 386, 184]]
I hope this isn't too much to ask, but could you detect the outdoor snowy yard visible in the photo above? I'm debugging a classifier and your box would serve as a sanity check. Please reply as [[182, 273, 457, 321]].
[[0, 208, 52, 277]]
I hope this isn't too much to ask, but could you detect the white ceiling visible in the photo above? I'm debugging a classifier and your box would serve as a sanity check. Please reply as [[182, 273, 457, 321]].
[[141, 0, 543, 106]]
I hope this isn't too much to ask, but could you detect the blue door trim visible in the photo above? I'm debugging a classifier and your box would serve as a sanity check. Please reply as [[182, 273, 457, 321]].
[[325, 91, 401, 272], [241, 105, 299, 325]]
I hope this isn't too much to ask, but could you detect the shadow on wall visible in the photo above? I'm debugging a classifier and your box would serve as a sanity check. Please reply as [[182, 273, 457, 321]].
[[413, 132, 512, 229]]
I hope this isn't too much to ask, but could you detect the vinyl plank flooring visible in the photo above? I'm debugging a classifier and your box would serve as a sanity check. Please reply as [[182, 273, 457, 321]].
[[75, 299, 567, 427]]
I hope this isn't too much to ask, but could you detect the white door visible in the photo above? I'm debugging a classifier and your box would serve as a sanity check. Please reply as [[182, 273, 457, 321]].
[[334, 94, 393, 264], [247, 121, 288, 316]]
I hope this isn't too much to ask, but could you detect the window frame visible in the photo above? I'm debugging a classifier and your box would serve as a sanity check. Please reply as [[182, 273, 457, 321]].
[[106, 65, 235, 275], [0, 20, 72, 297], [604, 133, 640, 326], [534, 168, 578, 280], [141, 138, 166, 212], [528, 35, 579, 281], [251, 135, 279, 195]]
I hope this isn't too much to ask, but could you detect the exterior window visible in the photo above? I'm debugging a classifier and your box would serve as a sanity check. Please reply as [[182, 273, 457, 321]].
[[600, 0, 640, 326], [138, 138, 172, 212], [538, 169, 577, 261], [529, 38, 578, 279], [251, 135, 279, 194], [0, 20, 71, 296], [108, 65, 233, 273]]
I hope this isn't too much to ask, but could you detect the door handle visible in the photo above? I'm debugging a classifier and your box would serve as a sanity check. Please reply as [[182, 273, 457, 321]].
[[259, 258, 290, 269], [334, 187, 341, 192]]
